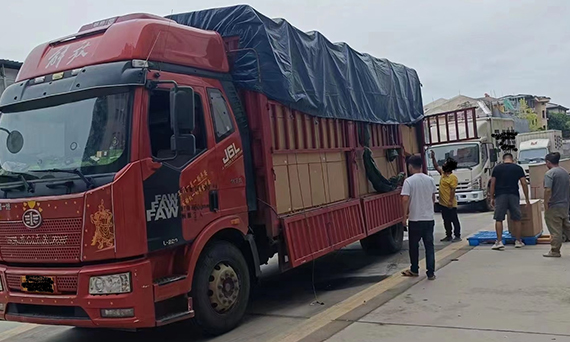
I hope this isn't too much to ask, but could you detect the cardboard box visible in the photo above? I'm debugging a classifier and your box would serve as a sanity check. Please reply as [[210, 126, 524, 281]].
[[529, 159, 570, 199], [327, 161, 348, 202], [401, 125, 419, 154], [507, 199, 543, 237], [274, 165, 291, 213], [274, 152, 349, 214], [309, 163, 327, 206], [289, 164, 311, 211]]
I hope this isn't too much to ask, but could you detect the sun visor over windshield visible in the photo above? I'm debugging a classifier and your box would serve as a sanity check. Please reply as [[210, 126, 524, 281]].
[[0, 61, 146, 109]]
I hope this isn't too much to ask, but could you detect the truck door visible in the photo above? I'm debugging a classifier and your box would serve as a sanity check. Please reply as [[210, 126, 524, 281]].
[[481, 143, 489, 172], [205, 87, 248, 219], [144, 82, 219, 251]]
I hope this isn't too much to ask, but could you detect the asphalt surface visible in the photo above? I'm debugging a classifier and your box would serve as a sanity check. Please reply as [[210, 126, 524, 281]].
[[0, 207, 494, 342]]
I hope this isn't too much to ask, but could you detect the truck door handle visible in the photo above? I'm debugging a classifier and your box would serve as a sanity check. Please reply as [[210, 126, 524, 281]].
[[209, 190, 219, 212]]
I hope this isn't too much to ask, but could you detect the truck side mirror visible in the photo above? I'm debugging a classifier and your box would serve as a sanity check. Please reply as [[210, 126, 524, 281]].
[[170, 134, 196, 156], [490, 149, 498, 163], [169, 87, 196, 155], [170, 87, 195, 132]]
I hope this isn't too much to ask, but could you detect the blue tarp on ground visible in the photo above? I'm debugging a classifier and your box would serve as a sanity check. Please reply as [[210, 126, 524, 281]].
[[167, 5, 424, 124]]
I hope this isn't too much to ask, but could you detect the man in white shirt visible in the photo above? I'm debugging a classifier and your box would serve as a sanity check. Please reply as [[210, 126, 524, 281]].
[[401, 155, 437, 280]]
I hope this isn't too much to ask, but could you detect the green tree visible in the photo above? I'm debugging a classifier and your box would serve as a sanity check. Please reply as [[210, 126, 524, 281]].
[[549, 112, 570, 138], [515, 99, 541, 131]]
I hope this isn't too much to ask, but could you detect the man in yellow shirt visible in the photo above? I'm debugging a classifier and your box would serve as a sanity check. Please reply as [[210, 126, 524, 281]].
[[430, 151, 462, 242]]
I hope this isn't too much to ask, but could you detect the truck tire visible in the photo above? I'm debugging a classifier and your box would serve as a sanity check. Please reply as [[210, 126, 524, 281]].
[[360, 223, 404, 255], [479, 187, 494, 212], [192, 240, 251, 336]]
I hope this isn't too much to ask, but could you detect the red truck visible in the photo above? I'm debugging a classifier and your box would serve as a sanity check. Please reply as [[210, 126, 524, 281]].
[[0, 6, 424, 335]]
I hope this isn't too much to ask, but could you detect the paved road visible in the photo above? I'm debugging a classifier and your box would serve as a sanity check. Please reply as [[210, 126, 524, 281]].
[[327, 244, 570, 342], [1, 209, 494, 342]]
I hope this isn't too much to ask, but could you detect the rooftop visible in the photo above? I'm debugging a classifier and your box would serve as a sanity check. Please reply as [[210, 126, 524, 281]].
[[0, 59, 22, 69], [424, 95, 488, 116], [501, 94, 551, 101], [424, 98, 448, 112], [546, 103, 569, 111]]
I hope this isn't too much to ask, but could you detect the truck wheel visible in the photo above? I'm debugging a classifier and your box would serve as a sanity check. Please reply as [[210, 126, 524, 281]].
[[360, 223, 404, 255], [192, 240, 250, 336], [480, 188, 494, 212]]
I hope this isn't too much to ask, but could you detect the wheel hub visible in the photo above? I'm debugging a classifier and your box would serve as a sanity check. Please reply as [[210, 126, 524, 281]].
[[208, 262, 240, 313]]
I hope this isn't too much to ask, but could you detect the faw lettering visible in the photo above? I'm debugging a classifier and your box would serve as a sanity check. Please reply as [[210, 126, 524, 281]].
[[146, 193, 179, 222], [223, 143, 242, 165]]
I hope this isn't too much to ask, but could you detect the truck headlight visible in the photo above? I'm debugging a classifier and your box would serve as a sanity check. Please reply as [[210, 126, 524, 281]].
[[0, 276, 3, 292], [472, 178, 481, 190], [89, 272, 131, 295]]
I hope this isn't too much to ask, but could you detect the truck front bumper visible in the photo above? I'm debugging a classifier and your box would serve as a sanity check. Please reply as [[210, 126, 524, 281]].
[[0, 257, 160, 328], [436, 190, 485, 204]]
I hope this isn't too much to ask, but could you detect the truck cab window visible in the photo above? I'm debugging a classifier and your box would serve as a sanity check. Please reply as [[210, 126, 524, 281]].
[[148, 90, 206, 165], [208, 89, 234, 141]]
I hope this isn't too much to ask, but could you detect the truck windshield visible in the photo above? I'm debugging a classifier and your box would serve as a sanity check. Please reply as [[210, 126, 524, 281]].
[[427, 143, 479, 170], [0, 91, 130, 178], [518, 148, 548, 164]]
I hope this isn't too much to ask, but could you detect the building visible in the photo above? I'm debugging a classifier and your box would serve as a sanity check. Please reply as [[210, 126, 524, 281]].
[[424, 94, 504, 118], [423, 98, 448, 115], [546, 103, 569, 116], [423, 94, 531, 133], [500, 94, 550, 130], [0, 59, 22, 96]]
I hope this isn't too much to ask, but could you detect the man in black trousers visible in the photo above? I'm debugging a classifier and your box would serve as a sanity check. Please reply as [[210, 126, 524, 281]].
[[401, 155, 437, 280]]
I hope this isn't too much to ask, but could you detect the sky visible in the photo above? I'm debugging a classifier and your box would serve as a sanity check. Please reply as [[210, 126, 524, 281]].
[[1, 0, 569, 106]]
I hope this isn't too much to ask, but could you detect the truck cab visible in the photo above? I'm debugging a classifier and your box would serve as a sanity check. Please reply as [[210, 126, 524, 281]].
[[424, 110, 511, 211], [428, 140, 496, 210], [518, 139, 549, 183], [0, 14, 253, 332], [516, 130, 563, 184]]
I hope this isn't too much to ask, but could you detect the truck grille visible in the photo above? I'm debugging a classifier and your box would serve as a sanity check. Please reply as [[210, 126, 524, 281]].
[[0, 218, 82, 263], [5, 273, 78, 294], [436, 181, 471, 192], [6, 303, 89, 320], [456, 182, 471, 191]]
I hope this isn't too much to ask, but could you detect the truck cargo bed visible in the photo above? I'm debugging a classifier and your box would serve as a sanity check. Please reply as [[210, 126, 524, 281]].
[[242, 91, 418, 270]]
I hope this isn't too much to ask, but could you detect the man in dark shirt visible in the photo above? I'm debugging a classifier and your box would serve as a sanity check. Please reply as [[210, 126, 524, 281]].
[[489, 153, 530, 250]]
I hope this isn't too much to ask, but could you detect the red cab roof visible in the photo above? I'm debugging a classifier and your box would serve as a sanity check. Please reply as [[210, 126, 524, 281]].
[[17, 13, 229, 82]]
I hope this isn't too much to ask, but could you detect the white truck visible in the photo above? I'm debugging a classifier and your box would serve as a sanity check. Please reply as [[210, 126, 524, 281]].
[[516, 130, 563, 183], [425, 109, 514, 211]]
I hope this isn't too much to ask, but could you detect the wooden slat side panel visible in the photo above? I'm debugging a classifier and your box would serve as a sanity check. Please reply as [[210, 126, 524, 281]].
[[363, 191, 403, 235], [282, 200, 365, 268]]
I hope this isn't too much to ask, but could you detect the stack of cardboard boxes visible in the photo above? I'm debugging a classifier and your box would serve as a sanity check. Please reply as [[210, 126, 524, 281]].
[[507, 199, 543, 237]]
